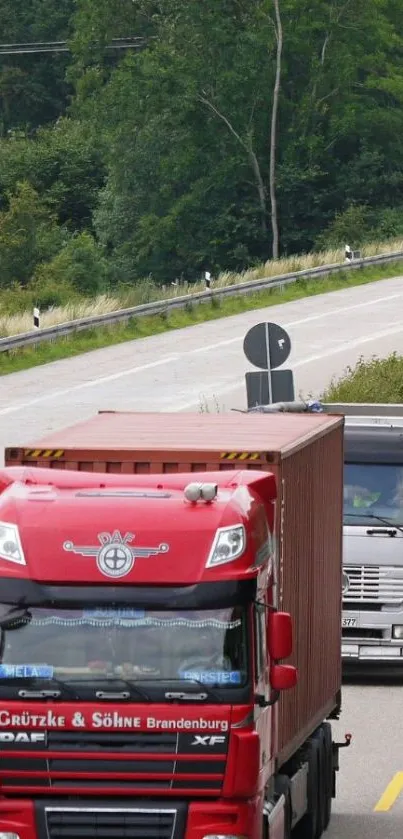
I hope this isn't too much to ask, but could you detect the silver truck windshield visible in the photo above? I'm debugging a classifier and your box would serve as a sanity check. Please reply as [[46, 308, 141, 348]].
[[0, 605, 247, 688], [344, 463, 403, 525]]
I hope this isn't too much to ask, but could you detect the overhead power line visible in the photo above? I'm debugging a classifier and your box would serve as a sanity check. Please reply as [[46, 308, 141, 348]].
[[0, 38, 147, 56]]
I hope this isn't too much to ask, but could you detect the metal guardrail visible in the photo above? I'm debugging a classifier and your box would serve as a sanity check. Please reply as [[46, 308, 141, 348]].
[[1, 248, 403, 353]]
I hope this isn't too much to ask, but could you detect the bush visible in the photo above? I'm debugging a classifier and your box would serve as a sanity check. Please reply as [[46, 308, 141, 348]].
[[317, 204, 403, 252], [316, 204, 371, 250], [322, 353, 403, 403], [33, 231, 109, 297]]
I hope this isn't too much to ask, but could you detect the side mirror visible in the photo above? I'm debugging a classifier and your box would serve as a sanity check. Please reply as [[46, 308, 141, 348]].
[[270, 663, 298, 692], [267, 611, 293, 660]]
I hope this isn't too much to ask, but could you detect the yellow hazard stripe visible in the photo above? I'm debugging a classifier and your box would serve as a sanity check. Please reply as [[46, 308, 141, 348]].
[[220, 452, 260, 461], [23, 449, 65, 459]]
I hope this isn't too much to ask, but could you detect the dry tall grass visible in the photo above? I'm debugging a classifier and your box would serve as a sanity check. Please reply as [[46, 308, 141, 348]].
[[1, 238, 403, 338]]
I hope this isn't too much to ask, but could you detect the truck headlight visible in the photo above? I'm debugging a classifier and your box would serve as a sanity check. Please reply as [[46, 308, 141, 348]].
[[0, 833, 21, 839], [0, 522, 25, 565], [206, 525, 245, 567], [392, 625, 403, 640]]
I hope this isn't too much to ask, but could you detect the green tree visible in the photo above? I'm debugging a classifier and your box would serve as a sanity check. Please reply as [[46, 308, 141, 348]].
[[1, 0, 403, 289], [0, 118, 107, 231], [89, 0, 277, 281], [0, 181, 65, 286], [78, 0, 403, 279], [0, 0, 75, 133]]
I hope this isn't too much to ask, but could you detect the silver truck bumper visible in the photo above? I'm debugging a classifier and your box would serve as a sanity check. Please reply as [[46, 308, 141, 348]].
[[342, 606, 403, 661], [342, 643, 403, 660]]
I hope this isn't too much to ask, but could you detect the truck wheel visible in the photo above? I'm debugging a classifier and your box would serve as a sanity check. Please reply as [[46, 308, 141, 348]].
[[320, 723, 333, 830], [293, 737, 321, 839]]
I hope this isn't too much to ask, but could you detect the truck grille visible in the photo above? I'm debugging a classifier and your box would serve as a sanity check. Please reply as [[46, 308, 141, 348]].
[[0, 729, 227, 795], [343, 565, 403, 603], [45, 806, 176, 839]]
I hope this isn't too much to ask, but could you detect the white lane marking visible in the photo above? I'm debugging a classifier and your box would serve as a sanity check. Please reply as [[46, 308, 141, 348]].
[[171, 322, 403, 410], [1, 286, 403, 417], [292, 322, 403, 369], [164, 379, 243, 412], [187, 290, 403, 355], [0, 356, 179, 416]]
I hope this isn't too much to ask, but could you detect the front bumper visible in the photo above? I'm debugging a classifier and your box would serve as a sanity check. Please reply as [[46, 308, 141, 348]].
[[342, 606, 403, 661], [0, 797, 260, 839]]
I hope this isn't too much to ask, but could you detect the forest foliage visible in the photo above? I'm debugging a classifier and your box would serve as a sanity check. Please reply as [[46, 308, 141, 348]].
[[2, 0, 403, 306]]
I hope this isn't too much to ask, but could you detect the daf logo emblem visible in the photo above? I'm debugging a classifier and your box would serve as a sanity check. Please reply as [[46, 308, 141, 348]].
[[0, 731, 47, 745], [342, 572, 350, 594], [63, 531, 169, 579]]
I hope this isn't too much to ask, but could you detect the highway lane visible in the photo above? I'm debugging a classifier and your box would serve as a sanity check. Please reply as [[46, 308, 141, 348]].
[[2, 275, 403, 452], [2, 274, 403, 836], [327, 674, 403, 838]]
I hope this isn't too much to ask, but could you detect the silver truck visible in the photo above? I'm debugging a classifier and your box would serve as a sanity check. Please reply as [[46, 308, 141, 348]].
[[328, 403, 403, 665], [244, 400, 403, 665]]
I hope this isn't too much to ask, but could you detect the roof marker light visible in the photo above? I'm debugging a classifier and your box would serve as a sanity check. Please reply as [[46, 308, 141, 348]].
[[0, 522, 26, 566], [201, 483, 218, 501], [184, 483, 218, 503]]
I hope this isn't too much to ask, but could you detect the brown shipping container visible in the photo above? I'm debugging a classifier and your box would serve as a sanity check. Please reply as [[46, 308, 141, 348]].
[[5, 411, 344, 767]]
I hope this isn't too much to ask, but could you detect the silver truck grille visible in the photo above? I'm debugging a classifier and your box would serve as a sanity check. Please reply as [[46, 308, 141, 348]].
[[344, 565, 403, 603]]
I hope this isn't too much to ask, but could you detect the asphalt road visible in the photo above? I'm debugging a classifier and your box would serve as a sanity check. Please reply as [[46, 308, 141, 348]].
[[2, 274, 403, 836]]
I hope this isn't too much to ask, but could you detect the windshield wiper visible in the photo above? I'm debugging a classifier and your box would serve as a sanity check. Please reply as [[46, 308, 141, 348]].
[[344, 511, 403, 535], [140, 677, 224, 703], [65, 676, 152, 702]]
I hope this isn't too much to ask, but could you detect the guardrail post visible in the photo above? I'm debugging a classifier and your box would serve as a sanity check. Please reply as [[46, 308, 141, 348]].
[[345, 244, 361, 262]]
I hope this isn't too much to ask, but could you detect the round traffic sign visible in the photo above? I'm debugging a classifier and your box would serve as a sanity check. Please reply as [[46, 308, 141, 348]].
[[243, 322, 291, 370]]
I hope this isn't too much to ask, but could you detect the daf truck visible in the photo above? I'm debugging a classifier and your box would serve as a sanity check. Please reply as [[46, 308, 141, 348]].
[[1, 409, 351, 839]]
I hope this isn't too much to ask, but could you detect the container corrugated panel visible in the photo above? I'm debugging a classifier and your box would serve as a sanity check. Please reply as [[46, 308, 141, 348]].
[[275, 425, 343, 765], [5, 411, 344, 765]]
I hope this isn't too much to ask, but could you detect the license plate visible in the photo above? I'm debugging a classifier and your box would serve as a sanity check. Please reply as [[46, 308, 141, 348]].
[[342, 617, 357, 628]]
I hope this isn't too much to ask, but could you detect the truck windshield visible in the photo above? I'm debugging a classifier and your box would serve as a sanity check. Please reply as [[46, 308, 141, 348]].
[[344, 462, 403, 525], [0, 605, 248, 689]]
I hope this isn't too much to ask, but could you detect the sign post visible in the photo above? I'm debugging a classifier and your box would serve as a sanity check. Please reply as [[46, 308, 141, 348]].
[[243, 321, 295, 408]]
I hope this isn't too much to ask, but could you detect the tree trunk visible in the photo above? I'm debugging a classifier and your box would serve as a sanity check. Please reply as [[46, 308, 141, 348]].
[[198, 95, 267, 233], [249, 146, 267, 234], [269, 0, 283, 260]]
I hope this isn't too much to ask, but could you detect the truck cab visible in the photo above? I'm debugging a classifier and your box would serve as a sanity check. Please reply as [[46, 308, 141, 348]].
[[0, 466, 298, 839], [338, 406, 403, 663]]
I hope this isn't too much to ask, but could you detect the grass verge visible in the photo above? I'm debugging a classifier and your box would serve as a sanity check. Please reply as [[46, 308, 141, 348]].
[[2, 260, 403, 376], [2, 237, 403, 336], [322, 352, 403, 402]]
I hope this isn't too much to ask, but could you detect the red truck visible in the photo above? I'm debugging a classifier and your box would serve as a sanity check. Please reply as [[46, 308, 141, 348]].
[[0, 410, 350, 839]]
